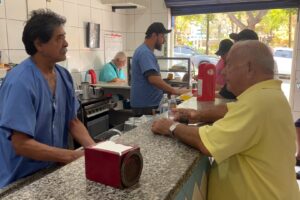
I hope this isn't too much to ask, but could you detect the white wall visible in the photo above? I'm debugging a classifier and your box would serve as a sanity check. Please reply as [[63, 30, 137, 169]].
[[0, 0, 170, 86], [289, 8, 300, 119]]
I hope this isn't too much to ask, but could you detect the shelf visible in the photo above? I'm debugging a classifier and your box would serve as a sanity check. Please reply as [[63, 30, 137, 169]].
[[127, 56, 191, 89]]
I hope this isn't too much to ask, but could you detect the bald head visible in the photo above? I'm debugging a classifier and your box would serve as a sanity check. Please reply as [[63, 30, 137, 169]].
[[224, 40, 275, 96], [230, 40, 275, 75]]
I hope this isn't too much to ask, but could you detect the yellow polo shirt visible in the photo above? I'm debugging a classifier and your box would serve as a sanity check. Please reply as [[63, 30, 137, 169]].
[[200, 80, 300, 200]]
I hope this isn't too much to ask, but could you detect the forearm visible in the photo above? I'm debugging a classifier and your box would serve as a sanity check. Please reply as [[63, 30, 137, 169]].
[[11, 132, 82, 164], [173, 124, 211, 156], [109, 78, 125, 83], [197, 104, 228, 123], [148, 76, 176, 94], [69, 118, 95, 147]]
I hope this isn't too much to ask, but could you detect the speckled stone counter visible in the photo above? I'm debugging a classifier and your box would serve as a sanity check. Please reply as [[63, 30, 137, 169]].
[[1, 97, 230, 200], [1, 120, 207, 200], [92, 82, 130, 89], [178, 96, 231, 110], [92, 82, 131, 99]]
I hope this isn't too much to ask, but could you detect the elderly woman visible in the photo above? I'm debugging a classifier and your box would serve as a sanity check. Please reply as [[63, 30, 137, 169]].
[[99, 51, 127, 83]]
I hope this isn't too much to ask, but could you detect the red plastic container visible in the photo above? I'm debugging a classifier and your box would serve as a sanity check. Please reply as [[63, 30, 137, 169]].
[[88, 69, 97, 84], [197, 63, 216, 101]]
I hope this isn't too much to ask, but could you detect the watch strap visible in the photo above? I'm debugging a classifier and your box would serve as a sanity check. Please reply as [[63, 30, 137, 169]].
[[169, 122, 180, 137]]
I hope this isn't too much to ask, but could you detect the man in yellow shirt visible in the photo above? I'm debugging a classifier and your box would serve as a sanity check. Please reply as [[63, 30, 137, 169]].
[[152, 40, 300, 200]]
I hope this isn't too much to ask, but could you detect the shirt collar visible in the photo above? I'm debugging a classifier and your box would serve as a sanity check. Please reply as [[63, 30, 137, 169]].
[[110, 62, 119, 70], [237, 79, 282, 100]]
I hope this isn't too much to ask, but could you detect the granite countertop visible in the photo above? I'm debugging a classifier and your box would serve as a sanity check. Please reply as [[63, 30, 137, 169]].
[[92, 82, 131, 89], [178, 96, 231, 110], [2, 97, 229, 199], [1, 120, 204, 200]]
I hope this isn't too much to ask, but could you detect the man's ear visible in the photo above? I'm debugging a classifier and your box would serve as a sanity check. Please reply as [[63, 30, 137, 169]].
[[33, 39, 43, 52]]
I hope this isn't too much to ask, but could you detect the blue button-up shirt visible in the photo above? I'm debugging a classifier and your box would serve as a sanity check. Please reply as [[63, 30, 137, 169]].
[[0, 58, 78, 188]]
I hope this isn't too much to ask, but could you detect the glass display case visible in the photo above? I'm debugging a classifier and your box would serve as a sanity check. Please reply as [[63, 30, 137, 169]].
[[127, 57, 192, 88]]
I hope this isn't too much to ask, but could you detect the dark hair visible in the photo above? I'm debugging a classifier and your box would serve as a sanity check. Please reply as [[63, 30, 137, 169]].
[[22, 9, 66, 56]]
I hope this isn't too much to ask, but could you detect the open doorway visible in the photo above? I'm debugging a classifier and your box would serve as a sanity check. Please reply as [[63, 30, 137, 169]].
[[173, 8, 298, 100]]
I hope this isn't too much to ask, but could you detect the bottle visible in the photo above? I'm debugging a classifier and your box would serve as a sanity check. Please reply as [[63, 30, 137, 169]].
[[197, 63, 216, 101], [159, 94, 169, 114], [168, 95, 177, 120]]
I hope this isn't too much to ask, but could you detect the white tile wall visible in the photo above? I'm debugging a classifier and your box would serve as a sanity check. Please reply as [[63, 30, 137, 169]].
[[0, 50, 9, 63], [78, 0, 90, 6], [134, 13, 151, 33], [134, 2, 150, 15], [65, 26, 80, 50], [78, 5, 91, 28], [79, 26, 88, 50], [8, 50, 28, 63], [151, 0, 167, 13], [64, 0, 77, 3], [151, 13, 168, 26], [0, 0, 172, 83], [126, 33, 135, 51], [6, 20, 25, 49], [122, 33, 127, 53], [91, 0, 103, 9], [134, 33, 145, 48], [91, 7, 102, 25], [102, 10, 113, 31], [64, 2, 79, 27], [79, 50, 100, 70], [47, 0, 64, 16], [66, 50, 81, 70], [5, 0, 27, 20], [99, 29, 104, 51], [0, 19, 8, 49], [0, 1, 6, 18], [112, 12, 125, 32], [27, 0, 47, 13], [126, 14, 135, 33]]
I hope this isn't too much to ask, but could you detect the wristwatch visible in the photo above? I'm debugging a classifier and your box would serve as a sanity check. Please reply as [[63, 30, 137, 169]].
[[169, 122, 180, 137]]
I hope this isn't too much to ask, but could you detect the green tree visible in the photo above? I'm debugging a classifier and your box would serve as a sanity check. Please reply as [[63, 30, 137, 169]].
[[227, 10, 268, 30], [259, 9, 297, 47], [175, 15, 206, 46]]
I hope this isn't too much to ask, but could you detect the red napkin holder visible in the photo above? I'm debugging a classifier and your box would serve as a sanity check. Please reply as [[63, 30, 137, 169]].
[[85, 142, 143, 189]]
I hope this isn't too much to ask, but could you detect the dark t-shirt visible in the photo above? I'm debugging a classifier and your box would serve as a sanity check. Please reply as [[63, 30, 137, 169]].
[[219, 84, 236, 100]]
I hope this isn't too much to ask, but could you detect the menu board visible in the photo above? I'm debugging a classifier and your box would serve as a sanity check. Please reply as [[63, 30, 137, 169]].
[[104, 32, 123, 63]]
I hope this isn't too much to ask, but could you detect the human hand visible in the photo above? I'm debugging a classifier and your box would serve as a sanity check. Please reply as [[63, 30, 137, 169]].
[[173, 108, 199, 124], [66, 149, 84, 164], [151, 118, 174, 136], [175, 88, 191, 95], [116, 78, 126, 83]]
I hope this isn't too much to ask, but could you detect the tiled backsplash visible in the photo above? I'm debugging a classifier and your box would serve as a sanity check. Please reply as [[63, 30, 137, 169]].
[[0, 0, 169, 84]]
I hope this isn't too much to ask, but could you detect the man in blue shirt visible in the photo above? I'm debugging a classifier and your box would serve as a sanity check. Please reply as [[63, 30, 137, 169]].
[[0, 9, 95, 188], [130, 22, 189, 116], [99, 51, 126, 83]]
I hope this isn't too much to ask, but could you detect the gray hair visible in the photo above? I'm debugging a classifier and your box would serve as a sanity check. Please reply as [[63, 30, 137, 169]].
[[113, 51, 127, 62]]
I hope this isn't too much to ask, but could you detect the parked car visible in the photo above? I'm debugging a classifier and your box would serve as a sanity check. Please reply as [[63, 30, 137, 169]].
[[174, 45, 219, 70], [174, 45, 199, 57], [273, 47, 293, 77]]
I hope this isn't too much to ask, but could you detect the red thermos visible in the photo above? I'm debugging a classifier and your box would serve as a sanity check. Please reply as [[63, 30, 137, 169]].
[[88, 69, 97, 84], [197, 63, 216, 101]]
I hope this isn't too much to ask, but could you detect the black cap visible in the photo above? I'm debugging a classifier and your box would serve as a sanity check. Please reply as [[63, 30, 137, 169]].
[[145, 22, 171, 36], [215, 39, 233, 56], [229, 29, 258, 41]]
